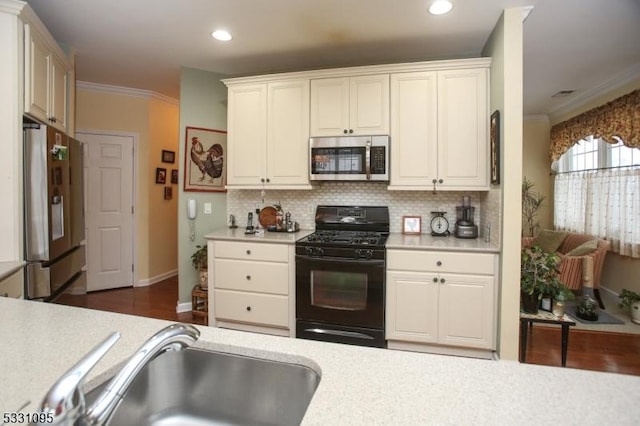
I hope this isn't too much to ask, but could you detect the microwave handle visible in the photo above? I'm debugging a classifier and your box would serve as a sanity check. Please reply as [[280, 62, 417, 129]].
[[365, 139, 371, 180]]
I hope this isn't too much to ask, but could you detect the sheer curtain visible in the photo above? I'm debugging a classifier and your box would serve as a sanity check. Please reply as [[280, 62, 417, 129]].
[[554, 168, 640, 258]]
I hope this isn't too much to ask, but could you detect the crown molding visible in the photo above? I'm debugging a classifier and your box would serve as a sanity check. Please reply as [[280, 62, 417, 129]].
[[524, 115, 549, 122], [548, 62, 640, 121], [76, 81, 179, 106], [0, 0, 25, 15]]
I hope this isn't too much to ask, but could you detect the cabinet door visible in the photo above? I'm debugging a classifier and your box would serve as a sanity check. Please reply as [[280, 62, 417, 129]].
[[267, 79, 310, 185], [437, 68, 489, 189], [386, 271, 439, 343], [349, 74, 389, 135], [24, 24, 50, 123], [50, 53, 68, 131], [309, 77, 350, 136], [438, 273, 495, 349], [227, 84, 267, 185], [389, 72, 438, 189]]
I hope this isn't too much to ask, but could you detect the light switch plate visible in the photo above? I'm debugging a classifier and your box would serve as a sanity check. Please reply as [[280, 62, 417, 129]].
[[204, 203, 212, 214]]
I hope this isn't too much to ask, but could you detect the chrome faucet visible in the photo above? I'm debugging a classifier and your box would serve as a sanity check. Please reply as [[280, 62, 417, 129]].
[[36, 323, 200, 425]]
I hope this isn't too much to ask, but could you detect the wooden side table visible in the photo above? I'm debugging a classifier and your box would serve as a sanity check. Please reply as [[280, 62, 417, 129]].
[[192, 285, 208, 325], [519, 310, 576, 367]]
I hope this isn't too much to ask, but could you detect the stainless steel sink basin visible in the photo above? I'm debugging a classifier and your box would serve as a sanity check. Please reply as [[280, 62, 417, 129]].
[[86, 347, 321, 426]]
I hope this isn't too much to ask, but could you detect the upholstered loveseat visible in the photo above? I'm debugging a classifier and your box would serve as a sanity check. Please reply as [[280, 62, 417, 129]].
[[522, 231, 611, 308]]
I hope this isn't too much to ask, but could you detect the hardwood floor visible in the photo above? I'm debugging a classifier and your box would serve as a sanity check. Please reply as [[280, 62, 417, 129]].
[[54, 275, 206, 326], [54, 277, 640, 376]]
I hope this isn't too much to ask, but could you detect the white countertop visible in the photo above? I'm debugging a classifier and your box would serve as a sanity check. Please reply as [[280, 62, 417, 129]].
[[205, 227, 314, 244], [2, 297, 639, 425], [0, 261, 24, 280], [386, 233, 500, 253]]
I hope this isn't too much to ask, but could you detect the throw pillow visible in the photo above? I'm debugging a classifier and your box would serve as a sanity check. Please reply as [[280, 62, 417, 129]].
[[534, 229, 568, 253], [565, 239, 599, 256]]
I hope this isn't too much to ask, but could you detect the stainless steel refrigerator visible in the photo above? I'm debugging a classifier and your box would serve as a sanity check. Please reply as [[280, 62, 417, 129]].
[[23, 121, 86, 300]]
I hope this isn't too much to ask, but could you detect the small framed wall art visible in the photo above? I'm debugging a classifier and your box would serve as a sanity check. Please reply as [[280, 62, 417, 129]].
[[155, 168, 167, 184], [171, 169, 179, 184], [490, 110, 500, 185], [402, 216, 422, 235], [164, 186, 173, 200], [162, 150, 175, 164]]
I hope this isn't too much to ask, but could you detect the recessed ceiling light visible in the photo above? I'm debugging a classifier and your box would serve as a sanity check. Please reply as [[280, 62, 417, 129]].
[[429, 0, 453, 15], [211, 30, 232, 41]]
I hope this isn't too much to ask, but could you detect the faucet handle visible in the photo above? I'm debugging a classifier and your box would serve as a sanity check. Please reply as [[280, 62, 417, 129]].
[[36, 332, 120, 425]]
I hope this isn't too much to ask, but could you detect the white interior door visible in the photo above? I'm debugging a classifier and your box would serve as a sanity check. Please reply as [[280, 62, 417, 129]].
[[77, 131, 135, 291]]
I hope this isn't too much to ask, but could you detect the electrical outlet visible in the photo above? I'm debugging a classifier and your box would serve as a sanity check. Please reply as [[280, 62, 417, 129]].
[[204, 203, 212, 214], [308, 204, 315, 215]]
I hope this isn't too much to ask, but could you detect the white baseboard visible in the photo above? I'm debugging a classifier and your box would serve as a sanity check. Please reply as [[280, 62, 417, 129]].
[[136, 269, 177, 287], [176, 301, 192, 313]]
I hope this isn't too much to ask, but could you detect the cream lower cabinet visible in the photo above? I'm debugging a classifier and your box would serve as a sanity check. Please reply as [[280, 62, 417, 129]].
[[0, 270, 24, 299], [386, 249, 497, 358], [388, 67, 489, 191], [209, 240, 294, 337], [225, 78, 311, 189]]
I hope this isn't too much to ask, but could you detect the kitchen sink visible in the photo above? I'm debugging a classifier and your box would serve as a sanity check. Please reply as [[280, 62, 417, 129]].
[[86, 347, 321, 426]]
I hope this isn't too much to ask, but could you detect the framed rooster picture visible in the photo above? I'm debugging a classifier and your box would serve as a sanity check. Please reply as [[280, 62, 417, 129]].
[[184, 126, 227, 192]]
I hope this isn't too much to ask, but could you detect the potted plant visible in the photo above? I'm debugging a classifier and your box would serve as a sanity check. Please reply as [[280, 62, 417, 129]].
[[575, 295, 599, 321], [191, 244, 208, 289], [618, 288, 640, 325], [522, 177, 546, 238], [520, 245, 563, 313]]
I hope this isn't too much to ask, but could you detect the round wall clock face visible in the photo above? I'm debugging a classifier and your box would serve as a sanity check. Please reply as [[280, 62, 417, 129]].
[[430, 214, 449, 236]]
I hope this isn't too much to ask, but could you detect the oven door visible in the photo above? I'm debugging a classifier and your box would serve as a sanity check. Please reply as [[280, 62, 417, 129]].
[[295, 254, 384, 329]]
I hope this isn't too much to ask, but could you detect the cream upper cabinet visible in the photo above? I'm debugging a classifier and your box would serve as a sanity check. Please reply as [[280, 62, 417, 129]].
[[310, 75, 389, 137], [386, 250, 497, 356], [437, 68, 488, 189], [23, 23, 69, 132], [388, 68, 489, 191], [389, 71, 438, 187], [226, 79, 311, 189]]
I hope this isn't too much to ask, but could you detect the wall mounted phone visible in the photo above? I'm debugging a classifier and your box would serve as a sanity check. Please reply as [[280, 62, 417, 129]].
[[187, 199, 197, 220], [187, 199, 197, 241]]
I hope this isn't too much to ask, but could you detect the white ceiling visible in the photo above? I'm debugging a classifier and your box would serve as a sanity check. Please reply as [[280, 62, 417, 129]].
[[24, 0, 640, 117]]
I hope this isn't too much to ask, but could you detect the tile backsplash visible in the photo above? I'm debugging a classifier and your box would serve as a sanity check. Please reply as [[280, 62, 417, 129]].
[[227, 182, 501, 238]]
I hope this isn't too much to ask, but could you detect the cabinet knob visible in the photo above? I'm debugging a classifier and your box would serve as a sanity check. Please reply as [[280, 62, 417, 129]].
[[438, 179, 443, 184], [432, 277, 438, 283], [246, 249, 251, 255], [343, 129, 348, 134], [436, 261, 442, 266], [260, 178, 265, 183], [349, 129, 353, 134], [440, 278, 445, 284], [266, 178, 270, 183], [246, 306, 251, 312], [246, 275, 251, 280]]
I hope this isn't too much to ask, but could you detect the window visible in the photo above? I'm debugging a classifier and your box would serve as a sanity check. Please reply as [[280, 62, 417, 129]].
[[556, 136, 639, 173], [554, 136, 640, 258]]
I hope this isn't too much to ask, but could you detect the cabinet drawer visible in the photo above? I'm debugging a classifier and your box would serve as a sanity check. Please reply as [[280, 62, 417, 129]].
[[214, 289, 288, 328], [387, 250, 495, 275], [214, 241, 289, 262], [0, 270, 24, 299], [214, 259, 288, 295]]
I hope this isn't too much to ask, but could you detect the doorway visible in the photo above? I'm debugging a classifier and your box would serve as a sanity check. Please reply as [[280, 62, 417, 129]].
[[76, 130, 136, 291]]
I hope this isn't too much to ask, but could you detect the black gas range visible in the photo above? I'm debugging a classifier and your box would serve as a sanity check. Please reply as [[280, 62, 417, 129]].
[[295, 206, 389, 348]]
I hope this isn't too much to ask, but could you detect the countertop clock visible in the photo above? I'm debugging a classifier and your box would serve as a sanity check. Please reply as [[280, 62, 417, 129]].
[[430, 211, 450, 236]]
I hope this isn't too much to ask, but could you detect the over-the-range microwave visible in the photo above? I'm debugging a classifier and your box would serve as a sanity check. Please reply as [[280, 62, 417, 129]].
[[309, 135, 389, 181]]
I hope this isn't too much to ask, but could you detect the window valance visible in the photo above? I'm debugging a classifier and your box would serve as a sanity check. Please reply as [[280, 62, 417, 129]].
[[550, 89, 640, 161]]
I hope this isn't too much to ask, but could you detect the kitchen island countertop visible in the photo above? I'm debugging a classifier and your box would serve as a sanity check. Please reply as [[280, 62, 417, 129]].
[[1, 297, 639, 425], [0, 261, 24, 280]]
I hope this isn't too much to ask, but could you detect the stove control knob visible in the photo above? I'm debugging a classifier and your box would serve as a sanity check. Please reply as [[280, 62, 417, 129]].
[[316, 248, 325, 256], [305, 247, 314, 255]]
